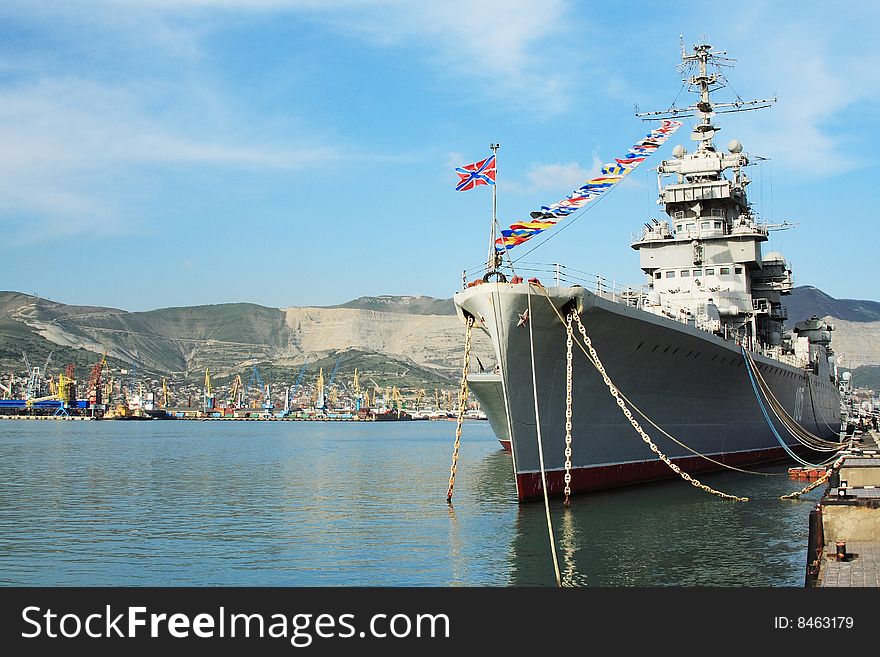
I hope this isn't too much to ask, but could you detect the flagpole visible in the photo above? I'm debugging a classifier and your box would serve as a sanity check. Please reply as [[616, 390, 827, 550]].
[[487, 142, 500, 272]]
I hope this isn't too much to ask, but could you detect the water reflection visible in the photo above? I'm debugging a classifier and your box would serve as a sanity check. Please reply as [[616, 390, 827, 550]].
[[505, 468, 814, 586], [0, 420, 815, 586]]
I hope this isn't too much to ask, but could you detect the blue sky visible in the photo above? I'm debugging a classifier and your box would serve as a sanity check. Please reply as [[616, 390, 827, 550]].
[[1, 1, 877, 310]]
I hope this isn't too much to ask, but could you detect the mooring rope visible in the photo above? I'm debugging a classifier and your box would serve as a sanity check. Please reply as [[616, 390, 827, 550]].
[[445, 315, 474, 504], [742, 347, 846, 468], [527, 283, 563, 587], [780, 454, 847, 500], [806, 373, 842, 435], [743, 348, 847, 451], [568, 309, 748, 501], [537, 290, 780, 477], [532, 285, 854, 502], [539, 289, 766, 488]]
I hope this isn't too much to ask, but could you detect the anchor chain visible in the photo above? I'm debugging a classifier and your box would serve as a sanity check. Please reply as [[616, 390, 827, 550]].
[[563, 312, 574, 506], [570, 311, 748, 502], [446, 315, 474, 503]]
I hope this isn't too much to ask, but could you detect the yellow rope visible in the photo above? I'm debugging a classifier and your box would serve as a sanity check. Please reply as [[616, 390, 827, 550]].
[[527, 283, 563, 586], [446, 316, 474, 504], [538, 288, 747, 501], [540, 290, 772, 477]]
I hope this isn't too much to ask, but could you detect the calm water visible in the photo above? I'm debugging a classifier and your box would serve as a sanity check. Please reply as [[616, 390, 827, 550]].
[[0, 419, 816, 586]]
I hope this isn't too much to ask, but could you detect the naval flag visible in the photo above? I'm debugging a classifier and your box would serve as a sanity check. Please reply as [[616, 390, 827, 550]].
[[454, 155, 496, 192]]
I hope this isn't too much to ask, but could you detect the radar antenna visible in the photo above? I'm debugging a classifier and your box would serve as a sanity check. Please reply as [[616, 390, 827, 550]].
[[636, 41, 776, 152]]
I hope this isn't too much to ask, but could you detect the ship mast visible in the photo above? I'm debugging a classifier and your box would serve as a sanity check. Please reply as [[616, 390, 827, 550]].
[[636, 41, 776, 136], [487, 142, 500, 273], [689, 43, 721, 152], [631, 39, 793, 355]]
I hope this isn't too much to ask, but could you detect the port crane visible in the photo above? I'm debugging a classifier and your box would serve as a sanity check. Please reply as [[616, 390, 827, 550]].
[[203, 368, 214, 411], [22, 351, 52, 399], [0, 375, 12, 399], [228, 374, 243, 409], [87, 355, 106, 407], [126, 361, 138, 405], [325, 357, 342, 409], [315, 367, 325, 410], [247, 365, 266, 408], [58, 364, 76, 405], [288, 361, 309, 410], [328, 358, 341, 387], [352, 368, 362, 410]]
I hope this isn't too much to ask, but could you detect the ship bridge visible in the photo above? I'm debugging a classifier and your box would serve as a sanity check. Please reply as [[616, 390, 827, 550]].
[[630, 42, 791, 354]]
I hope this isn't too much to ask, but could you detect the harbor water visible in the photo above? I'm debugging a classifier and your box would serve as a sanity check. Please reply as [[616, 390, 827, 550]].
[[0, 420, 816, 586]]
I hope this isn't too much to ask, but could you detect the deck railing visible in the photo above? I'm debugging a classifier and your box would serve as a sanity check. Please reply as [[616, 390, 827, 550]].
[[463, 261, 650, 309]]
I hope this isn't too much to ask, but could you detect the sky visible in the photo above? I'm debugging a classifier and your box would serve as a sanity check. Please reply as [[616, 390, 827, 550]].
[[0, 1, 878, 311]]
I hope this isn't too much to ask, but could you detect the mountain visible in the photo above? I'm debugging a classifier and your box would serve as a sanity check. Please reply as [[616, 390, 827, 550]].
[[848, 365, 880, 393], [0, 291, 489, 387], [783, 286, 880, 372], [784, 286, 880, 323], [1, 286, 877, 388], [325, 295, 456, 315]]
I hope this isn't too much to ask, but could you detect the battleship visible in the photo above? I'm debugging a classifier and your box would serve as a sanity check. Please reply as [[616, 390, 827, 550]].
[[454, 42, 843, 501]]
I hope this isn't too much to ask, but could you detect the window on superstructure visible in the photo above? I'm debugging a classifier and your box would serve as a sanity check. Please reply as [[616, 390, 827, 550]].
[[705, 268, 715, 275], [714, 221, 722, 229], [720, 267, 731, 275], [686, 223, 695, 232], [701, 222, 710, 230], [676, 224, 683, 232], [666, 271, 676, 278], [735, 267, 743, 274], [693, 269, 701, 276], [680, 270, 690, 277], [655, 272, 661, 280]]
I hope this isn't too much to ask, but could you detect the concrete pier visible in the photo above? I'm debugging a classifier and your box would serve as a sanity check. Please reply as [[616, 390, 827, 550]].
[[807, 430, 880, 587]]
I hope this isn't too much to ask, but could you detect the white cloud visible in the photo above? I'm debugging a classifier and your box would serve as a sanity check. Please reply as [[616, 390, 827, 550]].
[[0, 76, 342, 239], [527, 162, 590, 191], [706, 7, 880, 177], [525, 155, 602, 192], [322, 0, 577, 110]]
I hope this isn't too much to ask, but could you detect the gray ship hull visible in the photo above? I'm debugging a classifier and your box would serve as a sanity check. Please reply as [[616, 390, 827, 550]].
[[454, 282, 841, 501]]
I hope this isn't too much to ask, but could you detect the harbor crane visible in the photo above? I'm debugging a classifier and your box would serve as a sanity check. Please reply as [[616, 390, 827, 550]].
[[247, 365, 265, 407], [88, 355, 107, 407], [0, 377, 11, 399], [352, 368, 363, 410], [288, 361, 309, 409], [228, 374, 243, 409], [326, 357, 344, 405], [203, 368, 214, 411], [22, 350, 52, 399], [315, 367, 325, 410], [328, 357, 341, 386]]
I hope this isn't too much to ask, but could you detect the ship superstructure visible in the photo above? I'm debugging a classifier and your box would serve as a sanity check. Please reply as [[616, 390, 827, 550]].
[[633, 44, 797, 361]]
